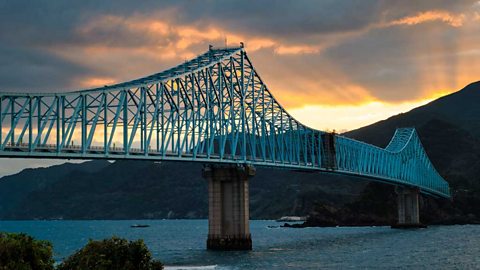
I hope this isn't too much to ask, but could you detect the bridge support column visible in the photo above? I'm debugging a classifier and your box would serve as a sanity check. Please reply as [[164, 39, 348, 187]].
[[203, 164, 255, 250], [392, 187, 426, 228]]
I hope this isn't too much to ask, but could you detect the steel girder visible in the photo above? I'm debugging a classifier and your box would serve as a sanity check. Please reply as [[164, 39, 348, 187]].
[[0, 46, 450, 198]]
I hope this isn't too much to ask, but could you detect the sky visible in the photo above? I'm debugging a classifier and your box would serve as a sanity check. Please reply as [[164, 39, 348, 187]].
[[0, 0, 479, 176]]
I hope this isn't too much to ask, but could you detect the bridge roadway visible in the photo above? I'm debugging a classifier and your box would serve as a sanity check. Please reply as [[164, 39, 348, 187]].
[[0, 44, 450, 250]]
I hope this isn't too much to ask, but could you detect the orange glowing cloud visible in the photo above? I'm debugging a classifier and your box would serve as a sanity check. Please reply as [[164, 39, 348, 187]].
[[474, 12, 480, 21], [386, 11, 465, 27], [80, 77, 116, 88], [274, 45, 321, 55], [77, 14, 323, 58]]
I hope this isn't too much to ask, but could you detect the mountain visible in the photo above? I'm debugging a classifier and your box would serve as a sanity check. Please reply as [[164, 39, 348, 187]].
[[0, 160, 110, 217], [0, 160, 365, 220], [346, 81, 480, 194], [300, 81, 480, 227], [346, 81, 480, 145]]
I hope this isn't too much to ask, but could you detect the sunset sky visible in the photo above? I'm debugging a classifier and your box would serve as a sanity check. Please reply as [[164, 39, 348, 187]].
[[0, 0, 479, 175]]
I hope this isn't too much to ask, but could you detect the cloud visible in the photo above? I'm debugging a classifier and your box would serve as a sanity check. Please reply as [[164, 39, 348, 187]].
[[0, 45, 93, 92], [274, 45, 321, 55], [74, 13, 325, 57], [79, 77, 117, 88], [386, 11, 466, 27], [474, 12, 480, 21], [1, 0, 479, 109]]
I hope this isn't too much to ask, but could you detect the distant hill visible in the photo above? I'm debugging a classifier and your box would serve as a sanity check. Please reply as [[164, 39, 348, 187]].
[[346, 81, 480, 145], [0, 160, 110, 217], [0, 160, 365, 220], [346, 81, 480, 193], [302, 81, 480, 226]]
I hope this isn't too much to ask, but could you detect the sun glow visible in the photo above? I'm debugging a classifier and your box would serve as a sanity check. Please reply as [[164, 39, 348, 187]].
[[288, 96, 444, 132], [80, 77, 116, 88]]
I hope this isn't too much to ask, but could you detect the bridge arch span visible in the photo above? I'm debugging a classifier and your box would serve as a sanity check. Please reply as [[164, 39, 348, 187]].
[[0, 46, 449, 198]]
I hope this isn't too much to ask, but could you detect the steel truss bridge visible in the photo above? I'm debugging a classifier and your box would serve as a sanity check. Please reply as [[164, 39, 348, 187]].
[[0, 45, 450, 198]]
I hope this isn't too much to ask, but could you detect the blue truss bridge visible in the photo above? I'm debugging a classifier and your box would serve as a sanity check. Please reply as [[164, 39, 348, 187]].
[[0, 44, 450, 249]]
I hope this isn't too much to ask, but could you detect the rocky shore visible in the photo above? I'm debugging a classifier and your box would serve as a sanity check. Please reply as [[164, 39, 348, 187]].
[[284, 182, 480, 228]]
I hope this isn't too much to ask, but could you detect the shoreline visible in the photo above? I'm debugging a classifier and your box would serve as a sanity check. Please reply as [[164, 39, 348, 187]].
[[281, 221, 480, 228], [1, 218, 479, 228]]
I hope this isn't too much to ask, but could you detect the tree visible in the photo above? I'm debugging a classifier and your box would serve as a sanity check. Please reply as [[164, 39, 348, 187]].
[[0, 232, 54, 270], [57, 237, 163, 270]]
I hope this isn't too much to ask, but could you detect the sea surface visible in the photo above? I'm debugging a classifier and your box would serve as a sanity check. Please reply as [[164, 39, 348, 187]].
[[0, 220, 479, 269]]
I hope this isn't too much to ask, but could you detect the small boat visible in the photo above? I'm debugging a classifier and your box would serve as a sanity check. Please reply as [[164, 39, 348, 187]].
[[276, 216, 307, 222], [130, 224, 150, 228]]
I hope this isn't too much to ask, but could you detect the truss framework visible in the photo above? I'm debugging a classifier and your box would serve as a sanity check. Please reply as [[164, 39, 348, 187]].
[[0, 46, 450, 198]]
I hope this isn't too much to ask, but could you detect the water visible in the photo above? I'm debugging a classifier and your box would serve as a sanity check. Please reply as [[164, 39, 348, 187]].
[[0, 220, 479, 269]]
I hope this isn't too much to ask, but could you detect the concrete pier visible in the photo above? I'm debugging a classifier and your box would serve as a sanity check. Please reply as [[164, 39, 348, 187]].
[[203, 164, 255, 250], [392, 186, 426, 228]]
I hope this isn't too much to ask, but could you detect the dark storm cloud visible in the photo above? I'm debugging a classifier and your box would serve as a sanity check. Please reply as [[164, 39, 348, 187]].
[[177, 0, 382, 38], [0, 0, 173, 91], [0, 1, 173, 47], [161, 0, 477, 43], [0, 45, 94, 92], [166, 0, 471, 36], [0, 0, 478, 96], [1, 0, 475, 47]]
